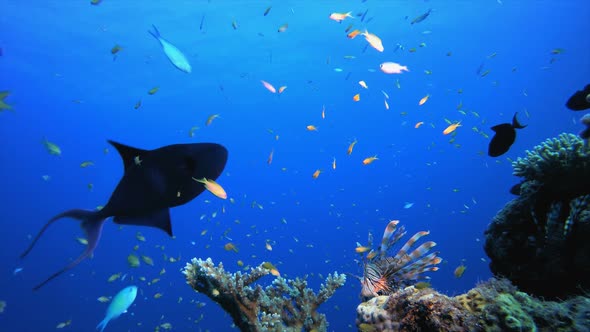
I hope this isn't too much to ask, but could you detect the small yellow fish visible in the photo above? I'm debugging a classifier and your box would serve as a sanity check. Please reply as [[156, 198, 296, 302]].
[[43, 138, 62, 156], [97, 296, 110, 303], [80, 161, 94, 168], [347, 139, 358, 155], [76, 237, 88, 245], [306, 125, 318, 131], [443, 122, 461, 135], [355, 246, 371, 253], [154, 293, 163, 299], [148, 87, 159, 95], [141, 255, 154, 266], [362, 155, 378, 165], [56, 320, 71, 329], [265, 242, 273, 251], [419, 94, 430, 106], [454, 264, 467, 278], [127, 254, 140, 268], [206, 114, 220, 126], [136, 232, 146, 242], [107, 273, 121, 282], [192, 177, 227, 199]]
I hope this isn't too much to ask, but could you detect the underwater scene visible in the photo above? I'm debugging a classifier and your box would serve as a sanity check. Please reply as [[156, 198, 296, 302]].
[[1, 0, 589, 331]]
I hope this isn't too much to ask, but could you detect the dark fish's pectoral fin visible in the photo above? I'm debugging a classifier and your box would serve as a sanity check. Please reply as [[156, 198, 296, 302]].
[[21, 209, 107, 290], [107, 140, 148, 171], [113, 209, 172, 236]]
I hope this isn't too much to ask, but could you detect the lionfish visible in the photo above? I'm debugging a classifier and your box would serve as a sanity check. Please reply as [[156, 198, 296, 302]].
[[354, 220, 442, 299]]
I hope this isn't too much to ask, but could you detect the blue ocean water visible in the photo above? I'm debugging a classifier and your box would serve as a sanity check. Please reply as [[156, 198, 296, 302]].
[[1, 1, 589, 331]]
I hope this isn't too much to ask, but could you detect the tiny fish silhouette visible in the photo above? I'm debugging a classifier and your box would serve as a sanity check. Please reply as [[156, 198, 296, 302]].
[[488, 112, 526, 157], [21, 140, 227, 290]]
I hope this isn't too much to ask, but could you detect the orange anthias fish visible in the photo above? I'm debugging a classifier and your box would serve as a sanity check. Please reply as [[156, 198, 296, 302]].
[[278, 86, 287, 94], [361, 29, 384, 52], [414, 121, 425, 129], [355, 246, 371, 254], [443, 122, 461, 135], [353, 93, 360, 102], [347, 29, 361, 39], [419, 94, 430, 106], [192, 177, 227, 199], [261, 80, 276, 93], [362, 155, 378, 165], [329, 11, 353, 22], [347, 139, 358, 155], [312, 169, 322, 179], [306, 125, 318, 131]]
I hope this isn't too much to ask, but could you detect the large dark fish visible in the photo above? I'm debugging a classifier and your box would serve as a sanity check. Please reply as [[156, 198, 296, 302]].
[[21, 140, 228, 290], [566, 84, 590, 111], [488, 112, 526, 157]]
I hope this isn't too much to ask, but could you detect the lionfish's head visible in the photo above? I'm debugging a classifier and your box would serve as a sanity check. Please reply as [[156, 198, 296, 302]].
[[360, 261, 391, 300]]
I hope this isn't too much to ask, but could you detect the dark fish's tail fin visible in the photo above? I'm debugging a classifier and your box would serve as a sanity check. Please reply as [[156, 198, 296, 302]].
[[21, 209, 106, 291], [512, 112, 527, 129]]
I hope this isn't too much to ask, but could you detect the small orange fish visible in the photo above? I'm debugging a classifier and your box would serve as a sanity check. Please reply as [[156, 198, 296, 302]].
[[306, 125, 318, 131], [329, 12, 353, 22], [265, 242, 273, 251], [261, 80, 276, 93], [443, 122, 461, 135], [267, 149, 274, 165], [312, 169, 321, 179], [366, 250, 377, 260], [347, 139, 357, 155], [358, 80, 368, 89], [278, 86, 287, 94], [206, 114, 220, 126], [347, 29, 361, 39], [419, 94, 430, 106], [353, 93, 360, 102], [414, 121, 424, 129], [355, 246, 371, 253], [362, 155, 378, 165], [192, 177, 227, 199]]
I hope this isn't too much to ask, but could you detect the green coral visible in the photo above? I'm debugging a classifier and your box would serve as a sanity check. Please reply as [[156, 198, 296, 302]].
[[182, 257, 346, 332], [512, 133, 589, 180]]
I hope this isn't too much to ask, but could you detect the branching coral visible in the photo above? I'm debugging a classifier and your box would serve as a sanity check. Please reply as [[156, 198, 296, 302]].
[[512, 133, 589, 181], [182, 257, 346, 332]]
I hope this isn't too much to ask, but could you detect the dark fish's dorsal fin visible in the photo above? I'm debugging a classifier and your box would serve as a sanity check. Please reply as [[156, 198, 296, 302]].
[[113, 209, 173, 236], [108, 140, 148, 170], [512, 112, 527, 129]]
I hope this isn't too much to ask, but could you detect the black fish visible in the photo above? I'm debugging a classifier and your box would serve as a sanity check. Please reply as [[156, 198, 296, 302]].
[[21, 140, 228, 290], [565, 84, 590, 111], [488, 112, 526, 157]]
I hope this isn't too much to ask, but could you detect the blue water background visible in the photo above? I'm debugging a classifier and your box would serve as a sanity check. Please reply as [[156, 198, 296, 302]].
[[1, 1, 589, 331]]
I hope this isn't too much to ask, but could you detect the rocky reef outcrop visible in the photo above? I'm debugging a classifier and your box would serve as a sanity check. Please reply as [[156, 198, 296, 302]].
[[484, 133, 590, 298]]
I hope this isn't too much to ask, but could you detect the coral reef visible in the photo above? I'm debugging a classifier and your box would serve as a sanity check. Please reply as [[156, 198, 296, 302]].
[[356, 279, 590, 332], [182, 257, 346, 332], [485, 133, 590, 298], [355, 220, 441, 301], [357, 285, 480, 331]]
